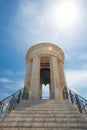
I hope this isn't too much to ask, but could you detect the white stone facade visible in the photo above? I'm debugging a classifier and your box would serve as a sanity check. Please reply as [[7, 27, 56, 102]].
[[24, 43, 68, 100]]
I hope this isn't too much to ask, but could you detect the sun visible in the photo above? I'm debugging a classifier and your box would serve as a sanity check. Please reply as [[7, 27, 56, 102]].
[[50, 0, 80, 29]]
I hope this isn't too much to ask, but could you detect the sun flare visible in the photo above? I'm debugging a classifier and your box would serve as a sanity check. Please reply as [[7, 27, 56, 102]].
[[50, 0, 80, 29]]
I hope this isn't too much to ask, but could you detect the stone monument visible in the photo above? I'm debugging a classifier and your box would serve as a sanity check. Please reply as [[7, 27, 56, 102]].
[[24, 43, 68, 100]]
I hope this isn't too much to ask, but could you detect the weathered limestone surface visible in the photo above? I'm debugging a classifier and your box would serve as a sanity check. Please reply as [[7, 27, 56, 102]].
[[24, 61, 32, 89], [24, 43, 67, 99], [50, 56, 62, 99], [29, 56, 40, 99]]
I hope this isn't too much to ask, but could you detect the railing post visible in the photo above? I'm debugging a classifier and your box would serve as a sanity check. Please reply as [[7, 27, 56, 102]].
[[69, 90, 74, 104], [75, 94, 82, 113]]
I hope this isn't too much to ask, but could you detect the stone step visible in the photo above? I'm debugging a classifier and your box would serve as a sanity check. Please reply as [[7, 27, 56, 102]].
[[19, 103, 71, 105], [5, 113, 82, 120], [16, 104, 72, 108], [12, 107, 78, 113], [7, 112, 80, 116], [21, 99, 69, 102], [0, 121, 87, 128], [19, 100, 71, 104], [18, 103, 71, 105], [20, 102, 70, 104], [17, 101, 71, 104], [16, 102, 71, 105], [11, 109, 77, 113], [16, 102, 72, 105], [1, 128, 86, 130], [15, 106, 73, 109], [15, 106, 75, 110], [20, 101, 70, 103], [4, 117, 87, 122], [18, 105, 72, 107], [9, 111, 79, 115], [0, 128, 87, 130], [20, 100, 70, 102], [0, 99, 87, 130]]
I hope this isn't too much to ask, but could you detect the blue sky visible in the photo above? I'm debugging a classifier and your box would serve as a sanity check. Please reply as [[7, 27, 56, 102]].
[[0, 0, 87, 100]]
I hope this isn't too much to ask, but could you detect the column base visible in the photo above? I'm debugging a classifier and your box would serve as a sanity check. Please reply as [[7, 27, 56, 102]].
[[23, 87, 29, 99]]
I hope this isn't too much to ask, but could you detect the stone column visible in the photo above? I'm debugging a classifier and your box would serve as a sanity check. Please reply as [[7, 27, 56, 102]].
[[29, 56, 40, 99], [58, 62, 68, 99], [58, 62, 67, 88], [23, 61, 32, 99], [25, 62, 32, 88], [50, 56, 63, 99], [50, 56, 55, 99]]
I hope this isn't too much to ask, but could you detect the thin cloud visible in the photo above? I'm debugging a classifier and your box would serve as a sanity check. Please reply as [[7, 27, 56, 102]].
[[65, 69, 87, 89], [0, 70, 25, 100], [5, 80, 24, 90], [6, 0, 87, 52], [0, 69, 25, 77], [0, 78, 12, 83], [0, 79, 24, 100], [78, 54, 87, 60]]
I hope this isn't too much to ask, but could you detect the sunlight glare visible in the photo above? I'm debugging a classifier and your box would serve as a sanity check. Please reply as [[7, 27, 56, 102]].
[[48, 46, 52, 51], [51, 0, 80, 29]]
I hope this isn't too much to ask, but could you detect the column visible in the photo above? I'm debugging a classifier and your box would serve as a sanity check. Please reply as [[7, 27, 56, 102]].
[[50, 56, 55, 99], [50, 56, 63, 99], [58, 62, 67, 88], [29, 56, 40, 99], [25, 62, 32, 88], [23, 61, 32, 99], [58, 62, 68, 99]]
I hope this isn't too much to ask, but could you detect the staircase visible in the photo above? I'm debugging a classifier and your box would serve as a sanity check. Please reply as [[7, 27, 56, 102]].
[[0, 99, 87, 130]]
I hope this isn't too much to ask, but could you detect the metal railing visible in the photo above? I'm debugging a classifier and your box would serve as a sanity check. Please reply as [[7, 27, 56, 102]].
[[67, 88, 87, 116], [0, 88, 24, 121], [0, 86, 87, 121]]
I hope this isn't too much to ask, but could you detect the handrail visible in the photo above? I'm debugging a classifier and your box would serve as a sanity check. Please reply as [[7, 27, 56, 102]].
[[1, 88, 24, 102], [0, 88, 24, 121], [0, 86, 87, 121], [66, 87, 87, 116], [68, 88, 87, 102]]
